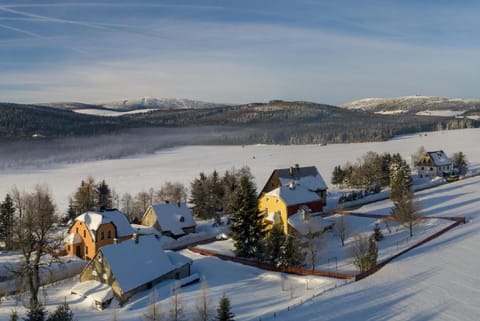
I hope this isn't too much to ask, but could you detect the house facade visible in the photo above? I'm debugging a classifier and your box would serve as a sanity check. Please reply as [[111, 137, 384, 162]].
[[416, 150, 453, 179], [79, 234, 192, 305], [64, 209, 134, 260], [258, 184, 325, 235], [140, 202, 196, 238]]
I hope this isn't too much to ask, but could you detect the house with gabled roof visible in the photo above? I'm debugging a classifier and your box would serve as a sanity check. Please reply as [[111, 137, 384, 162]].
[[260, 164, 328, 204], [64, 209, 134, 260], [78, 234, 192, 305], [416, 150, 453, 178], [140, 202, 196, 239], [259, 165, 329, 235]]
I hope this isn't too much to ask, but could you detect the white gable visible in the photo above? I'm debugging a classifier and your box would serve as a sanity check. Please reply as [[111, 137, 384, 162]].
[[149, 203, 196, 236], [99, 234, 191, 293], [76, 210, 134, 241]]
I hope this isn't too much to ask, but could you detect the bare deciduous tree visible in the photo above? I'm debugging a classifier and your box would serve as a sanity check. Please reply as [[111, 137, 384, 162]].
[[11, 185, 58, 308], [144, 289, 163, 321], [168, 284, 185, 321], [390, 190, 420, 237], [194, 276, 212, 321], [303, 229, 323, 271], [334, 213, 349, 247], [155, 182, 188, 204]]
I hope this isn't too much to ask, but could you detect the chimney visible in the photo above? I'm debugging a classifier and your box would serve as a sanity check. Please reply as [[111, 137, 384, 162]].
[[289, 166, 294, 176], [177, 202, 181, 208], [113, 238, 118, 244], [295, 163, 300, 170], [132, 233, 138, 244], [288, 181, 295, 190]]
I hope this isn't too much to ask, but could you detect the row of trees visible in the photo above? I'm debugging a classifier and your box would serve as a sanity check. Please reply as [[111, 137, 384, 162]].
[[331, 151, 411, 189]]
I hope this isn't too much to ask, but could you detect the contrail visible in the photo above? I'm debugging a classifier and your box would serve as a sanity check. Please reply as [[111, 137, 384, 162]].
[[0, 22, 43, 38]]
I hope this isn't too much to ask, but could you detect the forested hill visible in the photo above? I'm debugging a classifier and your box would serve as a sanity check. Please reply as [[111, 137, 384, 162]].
[[0, 100, 478, 144]]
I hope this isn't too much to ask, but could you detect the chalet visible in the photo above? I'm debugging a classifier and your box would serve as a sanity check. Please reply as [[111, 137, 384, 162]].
[[78, 234, 192, 305], [258, 184, 326, 235], [260, 164, 328, 204], [417, 150, 453, 178], [140, 202, 196, 238], [64, 209, 134, 260]]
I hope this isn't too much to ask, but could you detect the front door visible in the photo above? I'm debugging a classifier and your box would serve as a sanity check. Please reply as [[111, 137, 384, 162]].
[[76, 245, 81, 257]]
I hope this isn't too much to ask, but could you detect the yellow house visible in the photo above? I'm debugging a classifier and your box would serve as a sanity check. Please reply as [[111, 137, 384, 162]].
[[258, 184, 324, 235], [140, 203, 196, 238], [259, 165, 328, 235], [64, 209, 134, 260]]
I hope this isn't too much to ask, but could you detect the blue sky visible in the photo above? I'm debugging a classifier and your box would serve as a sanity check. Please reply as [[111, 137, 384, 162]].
[[1, 0, 479, 105]]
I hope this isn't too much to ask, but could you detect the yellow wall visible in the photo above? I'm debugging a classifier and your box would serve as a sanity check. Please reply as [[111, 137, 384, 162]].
[[65, 220, 132, 260], [258, 194, 288, 234]]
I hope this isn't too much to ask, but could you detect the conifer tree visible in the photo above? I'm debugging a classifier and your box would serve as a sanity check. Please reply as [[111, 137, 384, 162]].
[[264, 225, 286, 265], [96, 180, 112, 210], [214, 293, 235, 321], [229, 176, 264, 258], [0, 194, 15, 249], [277, 234, 305, 268], [372, 223, 384, 241], [389, 154, 412, 203], [47, 301, 75, 321], [452, 151, 468, 175], [23, 303, 46, 321]]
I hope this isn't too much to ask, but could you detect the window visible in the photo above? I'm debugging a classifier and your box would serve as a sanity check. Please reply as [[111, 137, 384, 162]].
[[76, 227, 79, 234], [85, 246, 88, 255], [67, 245, 71, 251], [430, 167, 433, 171], [179, 216, 185, 223], [421, 167, 424, 170], [83, 230, 86, 238], [101, 231, 104, 240], [107, 230, 111, 239]]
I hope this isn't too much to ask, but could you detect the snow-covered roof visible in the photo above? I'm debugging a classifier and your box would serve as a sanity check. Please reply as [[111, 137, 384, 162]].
[[275, 166, 328, 191], [427, 151, 452, 166], [76, 210, 134, 241], [99, 234, 192, 294], [131, 224, 162, 237], [147, 203, 196, 236], [267, 185, 321, 206], [287, 211, 330, 236], [64, 233, 82, 244]]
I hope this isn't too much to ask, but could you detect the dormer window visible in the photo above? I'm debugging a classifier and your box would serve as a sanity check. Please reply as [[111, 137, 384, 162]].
[[179, 216, 185, 223]]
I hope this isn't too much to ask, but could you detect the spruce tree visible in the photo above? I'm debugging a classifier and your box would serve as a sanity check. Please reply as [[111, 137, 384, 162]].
[[214, 293, 234, 321], [47, 301, 75, 321], [264, 225, 286, 265], [229, 176, 264, 258], [452, 152, 468, 175], [372, 223, 384, 241], [190, 173, 209, 219], [0, 194, 15, 250], [23, 303, 46, 321], [367, 236, 378, 269], [277, 234, 305, 268], [96, 180, 113, 210], [389, 154, 412, 203]]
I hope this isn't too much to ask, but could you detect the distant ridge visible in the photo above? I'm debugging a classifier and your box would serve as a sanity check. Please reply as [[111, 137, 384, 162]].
[[100, 97, 230, 111], [341, 96, 480, 116]]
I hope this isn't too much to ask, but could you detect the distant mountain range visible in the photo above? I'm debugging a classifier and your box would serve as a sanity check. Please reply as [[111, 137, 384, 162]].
[[43, 97, 229, 112], [341, 96, 480, 118], [1, 97, 479, 144]]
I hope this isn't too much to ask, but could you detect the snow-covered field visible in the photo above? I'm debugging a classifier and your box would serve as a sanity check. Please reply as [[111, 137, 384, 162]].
[[0, 128, 479, 213], [1, 128, 480, 320]]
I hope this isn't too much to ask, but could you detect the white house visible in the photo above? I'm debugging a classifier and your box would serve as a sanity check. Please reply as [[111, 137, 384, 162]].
[[416, 150, 453, 178]]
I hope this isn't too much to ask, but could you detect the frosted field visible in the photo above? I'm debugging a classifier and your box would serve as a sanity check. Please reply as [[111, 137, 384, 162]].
[[0, 128, 479, 320], [0, 128, 479, 213]]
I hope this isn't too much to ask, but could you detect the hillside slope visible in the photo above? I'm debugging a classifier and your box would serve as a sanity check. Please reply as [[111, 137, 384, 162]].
[[342, 96, 480, 116]]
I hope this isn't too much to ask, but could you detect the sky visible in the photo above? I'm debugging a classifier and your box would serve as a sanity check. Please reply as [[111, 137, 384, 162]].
[[1, 0, 479, 105]]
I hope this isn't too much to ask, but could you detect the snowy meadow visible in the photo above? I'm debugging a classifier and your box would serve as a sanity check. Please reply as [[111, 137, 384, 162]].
[[0, 128, 479, 320]]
